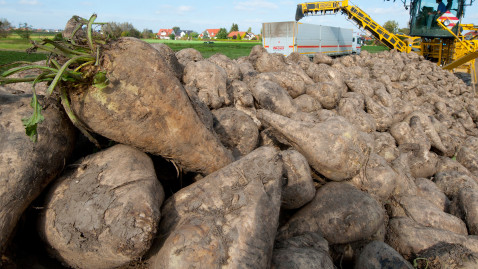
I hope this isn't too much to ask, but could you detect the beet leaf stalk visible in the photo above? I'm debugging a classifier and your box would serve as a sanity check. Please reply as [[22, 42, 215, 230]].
[[0, 14, 107, 146]]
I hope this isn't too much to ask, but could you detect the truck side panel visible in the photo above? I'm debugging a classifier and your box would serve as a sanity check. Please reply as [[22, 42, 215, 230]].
[[262, 22, 295, 56], [295, 23, 322, 56], [324, 26, 353, 56], [263, 21, 354, 57]]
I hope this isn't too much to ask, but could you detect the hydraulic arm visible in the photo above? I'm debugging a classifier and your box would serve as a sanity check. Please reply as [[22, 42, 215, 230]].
[[296, 0, 410, 52]]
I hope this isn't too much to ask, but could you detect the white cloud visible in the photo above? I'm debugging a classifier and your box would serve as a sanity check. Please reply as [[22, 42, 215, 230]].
[[155, 5, 193, 17], [234, 0, 278, 11], [178, 5, 193, 13], [0, 1, 6, 5], [19, 0, 39, 5]]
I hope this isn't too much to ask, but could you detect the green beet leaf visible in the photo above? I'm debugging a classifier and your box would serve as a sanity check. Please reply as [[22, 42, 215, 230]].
[[21, 94, 44, 142]]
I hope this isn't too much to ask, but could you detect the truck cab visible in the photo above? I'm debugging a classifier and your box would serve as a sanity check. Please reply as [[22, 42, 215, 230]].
[[352, 34, 363, 54]]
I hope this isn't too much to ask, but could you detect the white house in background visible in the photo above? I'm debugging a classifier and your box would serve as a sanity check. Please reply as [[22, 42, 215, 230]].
[[244, 32, 257, 40], [199, 29, 220, 39], [156, 29, 174, 39], [175, 30, 194, 39]]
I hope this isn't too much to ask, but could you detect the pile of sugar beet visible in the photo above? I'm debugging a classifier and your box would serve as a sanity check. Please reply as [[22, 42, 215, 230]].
[[3, 28, 478, 269]]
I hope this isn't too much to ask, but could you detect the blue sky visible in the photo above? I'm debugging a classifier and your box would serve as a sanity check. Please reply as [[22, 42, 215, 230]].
[[1, 0, 477, 34]]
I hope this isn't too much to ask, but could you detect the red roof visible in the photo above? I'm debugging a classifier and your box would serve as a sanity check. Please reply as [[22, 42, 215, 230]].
[[227, 31, 246, 38], [207, 29, 220, 37], [157, 29, 174, 36], [200, 29, 221, 38]]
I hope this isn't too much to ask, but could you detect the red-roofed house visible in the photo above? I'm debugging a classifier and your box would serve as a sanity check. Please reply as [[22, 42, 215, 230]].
[[157, 29, 174, 39], [465, 31, 478, 40], [227, 31, 246, 40], [199, 29, 220, 39]]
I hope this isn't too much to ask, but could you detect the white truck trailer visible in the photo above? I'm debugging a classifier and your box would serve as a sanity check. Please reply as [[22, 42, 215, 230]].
[[262, 21, 361, 57]]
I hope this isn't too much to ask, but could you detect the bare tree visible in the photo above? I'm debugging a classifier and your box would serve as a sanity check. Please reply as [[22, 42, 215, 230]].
[[0, 18, 11, 38], [141, 29, 154, 39], [16, 22, 32, 39], [102, 22, 140, 38]]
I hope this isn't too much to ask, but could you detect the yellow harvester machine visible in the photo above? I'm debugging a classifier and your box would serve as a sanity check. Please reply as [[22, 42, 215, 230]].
[[295, 0, 478, 84]]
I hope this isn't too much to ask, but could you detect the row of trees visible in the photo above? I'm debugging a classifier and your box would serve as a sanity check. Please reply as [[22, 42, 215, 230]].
[[200, 23, 255, 40], [0, 17, 409, 42], [101, 22, 156, 39], [0, 19, 33, 39], [0, 18, 156, 40], [1, 17, 255, 41]]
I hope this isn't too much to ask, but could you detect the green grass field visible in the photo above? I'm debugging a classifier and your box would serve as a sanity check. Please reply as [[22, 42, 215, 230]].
[[144, 39, 261, 59], [0, 33, 54, 72], [0, 33, 388, 69], [0, 50, 47, 65], [0, 32, 58, 51], [361, 45, 389, 53]]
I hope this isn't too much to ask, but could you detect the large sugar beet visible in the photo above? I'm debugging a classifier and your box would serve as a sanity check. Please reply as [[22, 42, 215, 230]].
[[184, 85, 214, 132], [415, 178, 450, 212], [183, 60, 230, 109], [271, 232, 334, 269], [249, 79, 298, 117], [280, 150, 316, 209], [39, 145, 164, 269], [387, 217, 478, 259], [338, 95, 376, 133], [455, 188, 478, 235], [207, 53, 241, 82], [257, 109, 369, 181], [433, 171, 478, 197], [355, 241, 413, 269], [69, 37, 234, 175], [389, 195, 467, 235], [293, 94, 321, 113], [456, 136, 478, 178], [306, 82, 343, 109], [0, 93, 75, 253], [212, 107, 259, 158], [150, 43, 183, 80], [253, 53, 287, 73], [399, 144, 439, 179], [414, 243, 478, 269], [373, 132, 399, 162], [175, 48, 203, 67], [350, 153, 398, 200], [255, 72, 306, 98], [277, 182, 385, 245], [148, 146, 284, 269], [306, 63, 347, 94]]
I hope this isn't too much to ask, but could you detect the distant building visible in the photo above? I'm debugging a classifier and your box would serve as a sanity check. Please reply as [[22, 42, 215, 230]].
[[227, 31, 246, 40], [199, 29, 220, 39], [226, 31, 256, 40], [176, 30, 194, 39], [157, 29, 174, 39], [465, 31, 478, 40], [244, 32, 256, 40]]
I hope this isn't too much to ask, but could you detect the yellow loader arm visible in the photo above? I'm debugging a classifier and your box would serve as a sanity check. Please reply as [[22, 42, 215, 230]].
[[435, 19, 478, 83], [296, 0, 411, 52]]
